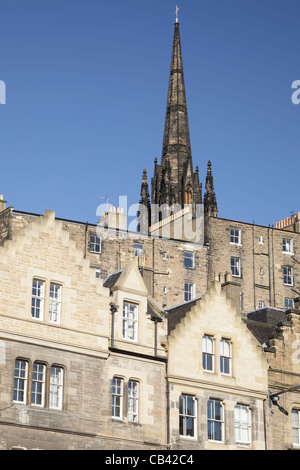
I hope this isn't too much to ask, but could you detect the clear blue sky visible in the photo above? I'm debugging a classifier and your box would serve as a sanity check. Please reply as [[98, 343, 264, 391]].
[[0, 0, 299, 227]]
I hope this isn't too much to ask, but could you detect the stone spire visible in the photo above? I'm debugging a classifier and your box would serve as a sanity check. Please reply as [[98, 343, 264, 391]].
[[151, 20, 202, 219], [204, 161, 218, 217]]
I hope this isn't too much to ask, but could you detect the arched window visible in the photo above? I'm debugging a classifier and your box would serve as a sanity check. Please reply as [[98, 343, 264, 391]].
[[185, 186, 192, 205]]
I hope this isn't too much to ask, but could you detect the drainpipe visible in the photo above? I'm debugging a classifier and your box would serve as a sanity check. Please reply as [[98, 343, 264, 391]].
[[268, 225, 272, 306], [263, 397, 268, 450], [109, 302, 118, 348], [151, 315, 163, 357], [84, 222, 88, 258], [252, 221, 256, 309], [154, 319, 158, 356], [271, 225, 276, 307], [166, 360, 170, 448]]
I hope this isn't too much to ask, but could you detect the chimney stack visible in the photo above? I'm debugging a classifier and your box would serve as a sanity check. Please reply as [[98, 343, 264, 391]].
[[0, 195, 7, 213]]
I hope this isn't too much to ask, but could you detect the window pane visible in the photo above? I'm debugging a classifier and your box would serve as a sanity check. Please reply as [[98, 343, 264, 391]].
[[235, 405, 251, 445], [292, 409, 300, 445], [220, 339, 231, 375], [179, 394, 196, 438], [203, 335, 214, 371], [184, 282, 195, 302], [31, 279, 44, 319], [230, 228, 241, 244], [184, 251, 194, 268], [231, 257, 241, 277], [128, 380, 138, 422], [283, 266, 293, 286], [123, 302, 138, 341], [220, 357, 230, 374], [49, 366, 63, 409], [112, 377, 123, 418], [14, 360, 27, 403], [49, 283, 61, 324], [285, 298, 294, 309], [31, 363, 45, 406], [133, 243, 144, 256], [185, 417, 194, 437], [207, 420, 213, 440], [207, 399, 223, 441], [90, 235, 101, 253], [186, 395, 194, 416], [283, 238, 293, 253]]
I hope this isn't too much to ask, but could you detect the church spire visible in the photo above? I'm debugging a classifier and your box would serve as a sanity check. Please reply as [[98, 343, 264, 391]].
[[161, 20, 192, 183], [151, 18, 202, 217]]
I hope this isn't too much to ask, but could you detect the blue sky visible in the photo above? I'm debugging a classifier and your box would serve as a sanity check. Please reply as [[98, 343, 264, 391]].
[[0, 0, 299, 227]]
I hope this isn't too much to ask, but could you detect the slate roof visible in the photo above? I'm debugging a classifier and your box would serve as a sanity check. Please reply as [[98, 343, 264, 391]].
[[103, 270, 123, 288], [245, 307, 287, 347]]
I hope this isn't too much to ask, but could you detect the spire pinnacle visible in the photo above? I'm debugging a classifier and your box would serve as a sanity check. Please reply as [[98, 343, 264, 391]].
[[204, 161, 218, 217], [175, 6, 179, 23], [138, 168, 151, 234]]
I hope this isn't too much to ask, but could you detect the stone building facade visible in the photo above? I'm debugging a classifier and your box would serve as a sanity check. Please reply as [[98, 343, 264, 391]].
[[247, 301, 300, 450], [205, 215, 300, 315], [0, 17, 300, 451], [0, 207, 300, 449], [166, 275, 268, 450], [0, 210, 167, 450]]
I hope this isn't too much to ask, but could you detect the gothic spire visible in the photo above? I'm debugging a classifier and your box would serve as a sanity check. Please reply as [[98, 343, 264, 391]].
[[151, 19, 202, 216], [161, 21, 192, 181]]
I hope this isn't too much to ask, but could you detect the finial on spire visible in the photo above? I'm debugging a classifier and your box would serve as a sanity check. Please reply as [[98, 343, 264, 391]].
[[175, 5, 179, 23]]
